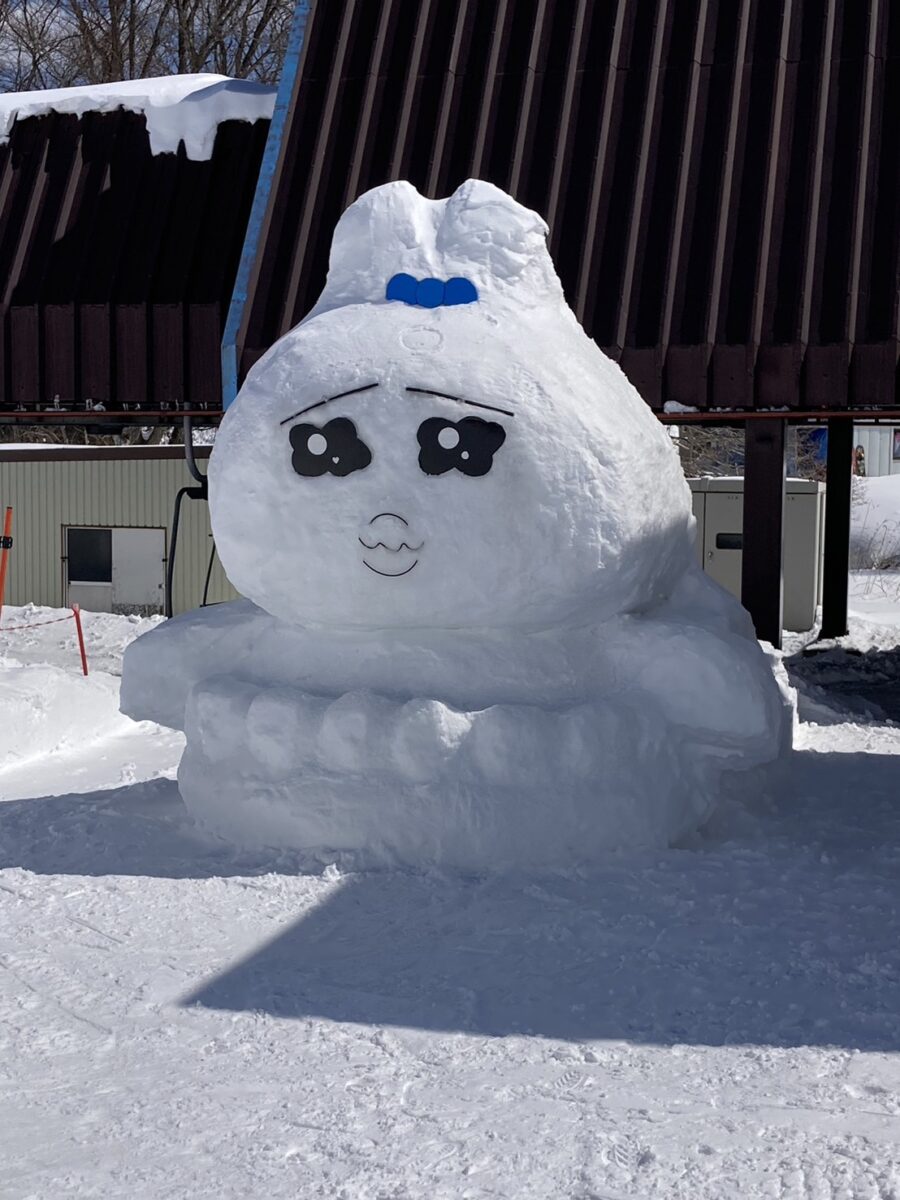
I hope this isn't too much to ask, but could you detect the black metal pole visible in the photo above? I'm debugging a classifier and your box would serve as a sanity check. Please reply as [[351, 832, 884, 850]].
[[741, 419, 786, 648], [820, 417, 853, 639], [165, 482, 208, 618], [165, 486, 190, 619], [183, 415, 206, 485]]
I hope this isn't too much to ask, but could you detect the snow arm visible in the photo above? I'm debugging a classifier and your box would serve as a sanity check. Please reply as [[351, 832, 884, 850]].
[[119, 600, 262, 731]]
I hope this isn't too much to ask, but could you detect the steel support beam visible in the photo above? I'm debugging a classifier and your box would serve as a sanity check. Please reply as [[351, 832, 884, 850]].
[[741, 418, 786, 647], [820, 417, 853, 638]]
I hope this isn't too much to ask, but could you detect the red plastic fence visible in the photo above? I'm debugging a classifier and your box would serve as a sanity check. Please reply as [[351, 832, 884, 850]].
[[0, 607, 89, 675], [0, 509, 89, 674]]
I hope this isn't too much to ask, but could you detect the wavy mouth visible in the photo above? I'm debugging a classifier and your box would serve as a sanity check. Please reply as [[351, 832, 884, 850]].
[[358, 536, 425, 552], [359, 539, 422, 577]]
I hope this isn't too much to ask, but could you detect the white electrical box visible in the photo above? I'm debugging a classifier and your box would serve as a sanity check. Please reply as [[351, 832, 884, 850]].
[[688, 477, 826, 632]]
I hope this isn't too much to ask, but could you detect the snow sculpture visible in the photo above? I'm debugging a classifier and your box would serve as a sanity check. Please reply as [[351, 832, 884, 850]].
[[121, 180, 792, 869]]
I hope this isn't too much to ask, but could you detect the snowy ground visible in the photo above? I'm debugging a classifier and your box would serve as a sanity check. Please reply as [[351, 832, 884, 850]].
[[2, 589, 900, 1199]]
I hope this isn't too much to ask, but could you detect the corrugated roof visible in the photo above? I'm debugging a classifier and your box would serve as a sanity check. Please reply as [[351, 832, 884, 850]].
[[0, 101, 269, 414], [237, 0, 900, 412]]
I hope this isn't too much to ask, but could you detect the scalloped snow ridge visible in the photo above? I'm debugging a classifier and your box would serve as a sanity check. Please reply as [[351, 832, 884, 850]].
[[0, 74, 276, 159]]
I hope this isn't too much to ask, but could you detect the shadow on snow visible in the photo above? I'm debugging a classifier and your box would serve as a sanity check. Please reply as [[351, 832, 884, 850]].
[[1, 750, 899, 1049], [187, 746, 899, 1049]]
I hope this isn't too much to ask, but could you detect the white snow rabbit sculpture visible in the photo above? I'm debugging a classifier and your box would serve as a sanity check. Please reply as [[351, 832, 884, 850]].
[[121, 179, 792, 870]]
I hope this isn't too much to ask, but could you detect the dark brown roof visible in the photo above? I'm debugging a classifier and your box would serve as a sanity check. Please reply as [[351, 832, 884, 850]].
[[238, 0, 900, 412], [0, 108, 268, 414]]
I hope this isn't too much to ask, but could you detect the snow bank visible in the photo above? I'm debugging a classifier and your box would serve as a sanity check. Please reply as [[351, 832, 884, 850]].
[[0, 74, 275, 159], [123, 179, 791, 869], [852, 473, 900, 568], [0, 605, 168, 784], [0, 662, 132, 775]]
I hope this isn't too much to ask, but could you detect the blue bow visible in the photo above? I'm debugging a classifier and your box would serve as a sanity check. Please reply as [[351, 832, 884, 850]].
[[386, 273, 478, 308]]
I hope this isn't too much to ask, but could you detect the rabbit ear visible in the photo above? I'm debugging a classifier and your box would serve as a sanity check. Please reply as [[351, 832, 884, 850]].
[[306, 178, 563, 320], [437, 180, 562, 306], [310, 181, 443, 316]]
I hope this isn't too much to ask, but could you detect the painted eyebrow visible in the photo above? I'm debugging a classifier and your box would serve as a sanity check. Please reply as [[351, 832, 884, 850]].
[[279, 382, 380, 425], [405, 386, 515, 418]]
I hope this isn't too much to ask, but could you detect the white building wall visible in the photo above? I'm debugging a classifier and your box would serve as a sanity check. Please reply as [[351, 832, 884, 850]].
[[852, 426, 900, 478], [0, 449, 238, 612]]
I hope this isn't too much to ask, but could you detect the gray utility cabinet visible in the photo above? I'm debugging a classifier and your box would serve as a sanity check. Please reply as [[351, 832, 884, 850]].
[[688, 478, 826, 632]]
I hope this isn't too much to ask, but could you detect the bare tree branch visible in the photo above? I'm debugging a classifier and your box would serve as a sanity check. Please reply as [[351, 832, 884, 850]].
[[0, 0, 292, 90]]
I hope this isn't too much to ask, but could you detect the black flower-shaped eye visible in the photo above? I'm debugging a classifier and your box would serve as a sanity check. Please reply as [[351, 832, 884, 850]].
[[289, 417, 372, 477], [417, 416, 506, 477]]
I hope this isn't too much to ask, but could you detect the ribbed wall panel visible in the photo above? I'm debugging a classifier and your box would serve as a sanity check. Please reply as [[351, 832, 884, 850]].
[[239, 0, 900, 412], [0, 112, 269, 414], [0, 450, 237, 612]]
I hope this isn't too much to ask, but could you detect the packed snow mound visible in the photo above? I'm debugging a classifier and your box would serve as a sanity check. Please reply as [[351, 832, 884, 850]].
[[123, 582, 793, 868], [123, 179, 792, 868], [0, 74, 275, 159]]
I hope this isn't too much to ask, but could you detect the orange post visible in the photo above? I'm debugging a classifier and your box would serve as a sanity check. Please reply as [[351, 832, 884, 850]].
[[72, 604, 89, 676], [0, 506, 12, 623]]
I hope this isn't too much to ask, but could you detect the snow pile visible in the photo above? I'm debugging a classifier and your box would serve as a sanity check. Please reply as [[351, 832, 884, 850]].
[[844, 571, 900, 644], [851, 473, 900, 569], [0, 661, 127, 773], [0, 605, 177, 789], [0, 74, 275, 159], [123, 179, 792, 869]]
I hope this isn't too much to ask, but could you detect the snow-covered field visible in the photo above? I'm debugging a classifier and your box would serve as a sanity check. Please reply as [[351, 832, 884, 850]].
[[2, 591, 900, 1199]]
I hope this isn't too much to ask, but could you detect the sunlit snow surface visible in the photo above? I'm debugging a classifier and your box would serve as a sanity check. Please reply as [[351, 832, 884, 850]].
[[2, 589, 900, 1197]]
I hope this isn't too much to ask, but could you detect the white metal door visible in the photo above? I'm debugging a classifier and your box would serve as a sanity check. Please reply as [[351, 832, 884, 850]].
[[111, 527, 165, 612], [782, 491, 823, 631], [703, 491, 744, 599], [68, 581, 114, 612]]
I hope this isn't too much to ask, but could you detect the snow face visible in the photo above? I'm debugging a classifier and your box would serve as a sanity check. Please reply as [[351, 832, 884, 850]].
[[0, 75, 275, 159], [124, 180, 791, 867], [211, 180, 694, 632]]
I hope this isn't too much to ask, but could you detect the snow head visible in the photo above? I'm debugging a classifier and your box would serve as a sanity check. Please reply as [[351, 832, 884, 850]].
[[210, 180, 694, 631]]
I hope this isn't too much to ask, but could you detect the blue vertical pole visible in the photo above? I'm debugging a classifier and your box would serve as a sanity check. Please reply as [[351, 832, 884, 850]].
[[221, 1, 311, 408]]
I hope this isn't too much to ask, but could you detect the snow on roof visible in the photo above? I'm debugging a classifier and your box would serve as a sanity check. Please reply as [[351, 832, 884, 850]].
[[0, 74, 276, 159]]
